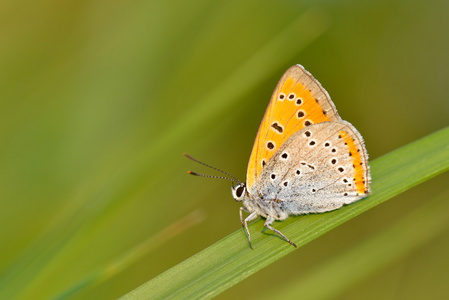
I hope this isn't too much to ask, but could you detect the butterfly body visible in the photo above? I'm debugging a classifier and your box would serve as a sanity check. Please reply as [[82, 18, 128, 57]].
[[231, 64, 370, 248]]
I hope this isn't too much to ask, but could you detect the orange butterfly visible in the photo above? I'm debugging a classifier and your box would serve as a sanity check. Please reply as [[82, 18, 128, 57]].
[[186, 64, 370, 248]]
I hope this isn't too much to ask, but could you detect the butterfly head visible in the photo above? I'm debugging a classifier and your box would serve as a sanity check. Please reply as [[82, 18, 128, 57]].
[[231, 182, 247, 202]]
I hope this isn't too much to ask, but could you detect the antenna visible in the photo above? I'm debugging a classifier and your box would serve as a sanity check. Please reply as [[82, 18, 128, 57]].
[[183, 153, 242, 184]]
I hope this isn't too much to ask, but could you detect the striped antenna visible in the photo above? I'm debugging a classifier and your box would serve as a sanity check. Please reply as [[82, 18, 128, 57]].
[[183, 153, 242, 184]]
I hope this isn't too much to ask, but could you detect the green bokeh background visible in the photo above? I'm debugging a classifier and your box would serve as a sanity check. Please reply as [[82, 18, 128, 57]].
[[1, 0, 448, 299]]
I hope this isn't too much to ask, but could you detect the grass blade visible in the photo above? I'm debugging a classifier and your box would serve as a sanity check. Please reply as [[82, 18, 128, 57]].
[[262, 189, 449, 299], [120, 126, 449, 299]]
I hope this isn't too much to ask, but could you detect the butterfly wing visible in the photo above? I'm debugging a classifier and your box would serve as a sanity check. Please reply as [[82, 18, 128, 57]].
[[255, 121, 370, 214], [246, 64, 342, 192]]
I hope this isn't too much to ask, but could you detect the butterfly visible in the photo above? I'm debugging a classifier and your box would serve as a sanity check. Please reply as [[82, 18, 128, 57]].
[[186, 64, 370, 249]]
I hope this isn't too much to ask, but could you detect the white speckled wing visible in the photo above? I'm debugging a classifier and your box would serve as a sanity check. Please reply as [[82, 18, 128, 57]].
[[252, 121, 370, 214]]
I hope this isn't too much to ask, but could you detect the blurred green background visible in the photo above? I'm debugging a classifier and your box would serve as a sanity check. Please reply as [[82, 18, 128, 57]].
[[1, 0, 448, 299]]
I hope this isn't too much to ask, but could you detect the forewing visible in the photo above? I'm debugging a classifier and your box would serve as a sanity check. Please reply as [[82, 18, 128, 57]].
[[246, 65, 342, 190]]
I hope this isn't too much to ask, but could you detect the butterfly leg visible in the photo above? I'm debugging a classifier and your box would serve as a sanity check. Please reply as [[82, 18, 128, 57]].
[[240, 207, 258, 249], [264, 217, 298, 248]]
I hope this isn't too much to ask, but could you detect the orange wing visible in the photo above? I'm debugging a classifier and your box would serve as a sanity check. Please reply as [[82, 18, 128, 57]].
[[246, 64, 342, 190]]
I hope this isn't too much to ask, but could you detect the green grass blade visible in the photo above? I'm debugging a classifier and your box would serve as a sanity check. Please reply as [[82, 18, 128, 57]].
[[262, 189, 449, 300], [120, 126, 449, 299]]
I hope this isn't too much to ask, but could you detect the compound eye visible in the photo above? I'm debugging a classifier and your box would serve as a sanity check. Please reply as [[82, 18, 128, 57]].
[[236, 185, 245, 198]]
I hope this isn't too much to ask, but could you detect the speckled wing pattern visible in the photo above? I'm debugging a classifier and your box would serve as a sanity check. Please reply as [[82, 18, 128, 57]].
[[246, 64, 342, 191], [254, 121, 370, 216]]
